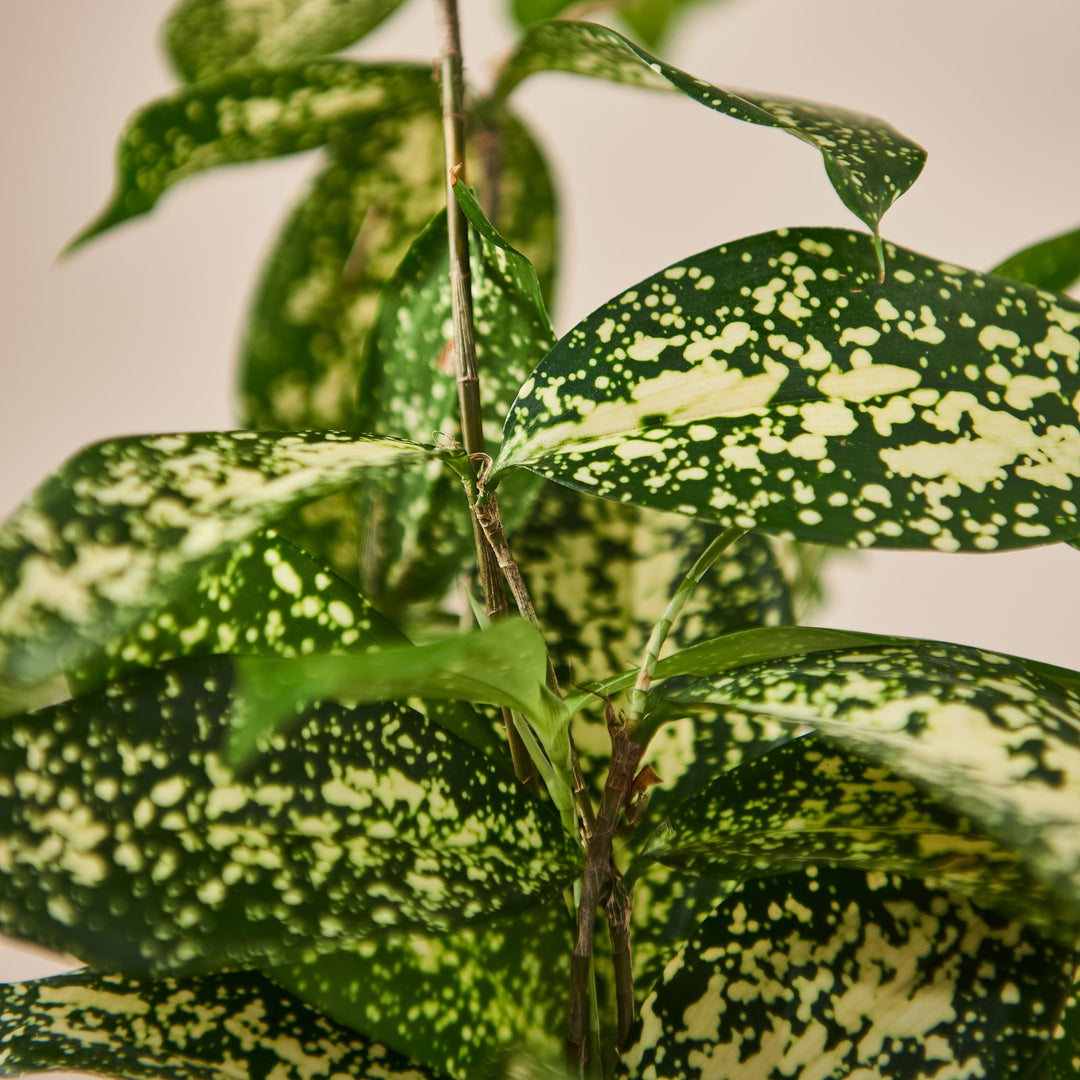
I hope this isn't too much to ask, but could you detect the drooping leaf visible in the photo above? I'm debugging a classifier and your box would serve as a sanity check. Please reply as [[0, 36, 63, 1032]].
[[0, 968, 448, 1080], [230, 619, 564, 769], [0, 430, 446, 693], [0, 654, 575, 974], [618, 867, 1076, 1080], [993, 223, 1080, 294], [266, 899, 572, 1077], [494, 22, 925, 239], [635, 733, 1074, 942], [669, 638, 1080, 932], [494, 226, 1080, 553], [353, 186, 555, 617], [70, 62, 438, 249], [165, 0, 407, 83]]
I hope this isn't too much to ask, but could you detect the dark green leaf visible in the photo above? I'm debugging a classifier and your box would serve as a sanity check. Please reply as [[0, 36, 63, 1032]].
[[993, 224, 1080, 294], [0, 655, 575, 974], [1043, 968, 1080, 1077], [670, 639, 1080, 932], [68, 527, 401, 696], [494, 226, 1080, 552], [494, 22, 925, 238], [165, 0, 407, 83], [0, 431, 445, 693], [266, 900, 572, 1076], [70, 62, 438, 250], [354, 186, 555, 617], [636, 733, 1073, 942], [618, 868, 1075, 1079], [0, 969, 448, 1080]]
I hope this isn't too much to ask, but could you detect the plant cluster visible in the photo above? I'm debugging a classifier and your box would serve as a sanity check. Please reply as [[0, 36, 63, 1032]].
[[2, 1, 1080, 1078]]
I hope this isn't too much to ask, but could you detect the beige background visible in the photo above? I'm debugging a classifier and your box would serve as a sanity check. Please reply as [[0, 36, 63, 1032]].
[[1, 0, 1079, 985]]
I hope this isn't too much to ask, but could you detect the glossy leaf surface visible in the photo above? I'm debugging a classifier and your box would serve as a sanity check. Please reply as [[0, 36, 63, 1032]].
[[993, 223, 1080, 294], [0, 430, 442, 691], [495, 226, 1080, 552], [267, 900, 571, 1076], [636, 733, 1071, 940], [495, 22, 925, 237], [619, 868, 1075, 1079], [0, 655, 574, 973], [0, 969, 446, 1080], [71, 62, 437, 249], [670, 639, 1080, 931], [165, 0, 406, 83]]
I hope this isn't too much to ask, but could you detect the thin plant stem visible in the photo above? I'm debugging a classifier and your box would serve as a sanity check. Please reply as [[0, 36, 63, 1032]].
[[629, 527, 743, 723]]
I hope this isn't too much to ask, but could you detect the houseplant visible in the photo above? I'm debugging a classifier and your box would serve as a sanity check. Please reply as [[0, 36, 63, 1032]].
[[2, 0, 1080, 1077]]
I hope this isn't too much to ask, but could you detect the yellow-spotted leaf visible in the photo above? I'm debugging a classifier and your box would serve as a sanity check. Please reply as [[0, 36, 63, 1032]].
[[992, 223, 1080, 294], [668, 638, 1080, 932], [0, 430, 447, 694], [618, 868, 1076, 1080], [494, 22, 925, 240], [0, 654, 575, 974], [266, 900, 572, 1077], [165, 0, 407, 83], [634, 733, 1074, 942], [70, 62, 437, 250], [0, 969, 449, 1080], [494, 227, 1080, 553]]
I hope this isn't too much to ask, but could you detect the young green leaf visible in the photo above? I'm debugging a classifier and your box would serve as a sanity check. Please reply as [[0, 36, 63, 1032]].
[[70, 62, 438, 250], [617, 0, 721, 49], [494, 226, 1080, 553], [0, 655, 576, 974], [0, 969, 448, 1080], [618, 868, 1076, 1079], [992, 223, 1080, 294], [634, 733, 1073, 942], [0, 430, 445, 692], [265, 900, 572, 1077], [668, 639, 1080, 931], [494, 21, 925, 239], [164, 0, 407, 83]]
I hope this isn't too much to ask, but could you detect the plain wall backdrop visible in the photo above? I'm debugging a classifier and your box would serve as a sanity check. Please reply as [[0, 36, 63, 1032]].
[[1, 0, 1079, 985]]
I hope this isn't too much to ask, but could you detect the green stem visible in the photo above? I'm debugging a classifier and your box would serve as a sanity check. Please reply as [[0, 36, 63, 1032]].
[[629, 527, 743, 724]]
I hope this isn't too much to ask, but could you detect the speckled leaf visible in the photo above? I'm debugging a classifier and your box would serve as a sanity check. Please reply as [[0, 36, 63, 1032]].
[[1043, 968, 1080, 1077], [0, 968, 448, 1080], [669, 639, 1080, 933], [354, 188, 555, 616], [0, 430, 445, 693], [165, 0, 406, 83], [266, 899, 572, 1077], [992, 223, 1080, 294], [70, 61, 438, 249], [494, 226, 1080, 553], [618, 867, 1076, 1080], [67, 527, 400, 697], [635, 733, 1075, 942], [0, 654, 576, 974], [494, 22, 925, 238]]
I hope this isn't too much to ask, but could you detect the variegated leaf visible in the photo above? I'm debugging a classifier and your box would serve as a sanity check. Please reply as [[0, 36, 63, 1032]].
[[668, 638, 1080, 933], [165, 0, 406, 83], [354, 187, 555, 617], [992, 223, 1080, 294], [0, 969, 448, 1080], [70, 62, 438, 250], [1043, 968, 1080, 1077], [266, 900, 571, 1077], [494, 22, 925, 239], [494, 226, 1080, 553], [0, 431, 444, 693], [618, 868, 1076, 1080], [0, 654, 575, 974], [635, 733, 1073, 942]]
